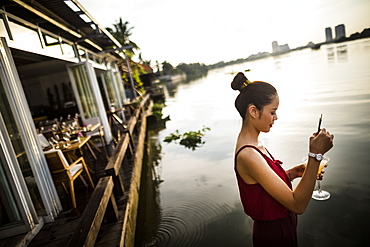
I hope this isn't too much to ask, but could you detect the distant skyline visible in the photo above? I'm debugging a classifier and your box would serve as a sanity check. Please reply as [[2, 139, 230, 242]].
[[78, 0, 370, 65]]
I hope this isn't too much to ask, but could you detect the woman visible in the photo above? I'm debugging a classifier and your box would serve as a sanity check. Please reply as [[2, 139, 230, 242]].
[[232, 72, 334, 246]]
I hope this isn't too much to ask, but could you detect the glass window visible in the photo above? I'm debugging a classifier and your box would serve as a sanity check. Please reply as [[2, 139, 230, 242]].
[[0, 156, 22, 227], [0, 74, 45, 215], [114, 71, 126, 102], [69, 64, 99, 119], [8, 22, 41, 50], [60, 43, 75, 58], [103, 70, 119, 110], [0, 19, 8, 38]]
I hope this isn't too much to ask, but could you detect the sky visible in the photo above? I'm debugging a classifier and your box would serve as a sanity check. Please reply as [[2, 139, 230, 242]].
[[77, 0, 370, 66]]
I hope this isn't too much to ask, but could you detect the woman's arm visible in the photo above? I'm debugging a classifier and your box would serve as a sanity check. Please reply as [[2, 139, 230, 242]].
[[236, 129, 334, 214]]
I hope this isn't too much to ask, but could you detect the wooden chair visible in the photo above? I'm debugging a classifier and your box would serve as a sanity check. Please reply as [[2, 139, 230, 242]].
[[84, 117, 108, 158], [43, 149, 95, 208]]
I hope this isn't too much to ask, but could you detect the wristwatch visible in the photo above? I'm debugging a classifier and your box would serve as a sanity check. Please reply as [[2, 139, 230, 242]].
[[308, 152, 324, 161]]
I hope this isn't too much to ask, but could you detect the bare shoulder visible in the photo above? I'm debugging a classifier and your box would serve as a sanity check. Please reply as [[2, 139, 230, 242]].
[[236, 147, 265, 167], [236, 147, 269, 184]]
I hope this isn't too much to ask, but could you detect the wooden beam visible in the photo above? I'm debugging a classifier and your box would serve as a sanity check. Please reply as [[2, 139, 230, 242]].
[[10, 0, 102, 51], [104, 134, 130, 176], [120, 112, 147, 246], [67, 176, 114, 247]]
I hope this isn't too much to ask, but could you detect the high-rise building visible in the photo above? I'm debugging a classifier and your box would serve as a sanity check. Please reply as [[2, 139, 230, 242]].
[[272, 41, 290, 54], [272, 41, 279, 53], [325, 27, 333, 42], [335, 24, 346, 40]]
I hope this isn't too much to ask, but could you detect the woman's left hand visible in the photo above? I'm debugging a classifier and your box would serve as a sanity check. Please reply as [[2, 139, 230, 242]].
[[288, 163, 325, 181], [287, 164, 306, 181]]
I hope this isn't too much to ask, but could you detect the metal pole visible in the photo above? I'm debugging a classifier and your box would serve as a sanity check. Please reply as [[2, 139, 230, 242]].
[[124, 53, 136, 99]]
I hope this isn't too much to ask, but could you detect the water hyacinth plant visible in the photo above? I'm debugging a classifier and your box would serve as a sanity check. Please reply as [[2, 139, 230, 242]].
[[164, 126, 210, 150]]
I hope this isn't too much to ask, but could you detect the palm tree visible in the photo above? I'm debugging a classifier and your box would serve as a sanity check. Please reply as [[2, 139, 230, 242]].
[[106, 18, 139, 56]]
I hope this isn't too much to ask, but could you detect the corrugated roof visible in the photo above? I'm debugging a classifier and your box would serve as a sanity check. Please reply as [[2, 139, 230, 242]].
[[1, 0, 120, 52]]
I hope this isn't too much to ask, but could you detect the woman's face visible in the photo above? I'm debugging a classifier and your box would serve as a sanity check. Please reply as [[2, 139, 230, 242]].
[[257, 95, 279, 133]]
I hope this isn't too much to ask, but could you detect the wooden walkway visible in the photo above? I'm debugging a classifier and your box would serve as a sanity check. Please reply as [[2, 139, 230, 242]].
[[1, 94, 152, 247]]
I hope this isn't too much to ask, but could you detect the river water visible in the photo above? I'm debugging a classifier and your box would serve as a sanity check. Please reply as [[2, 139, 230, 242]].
[[135, 38, 370, 247]]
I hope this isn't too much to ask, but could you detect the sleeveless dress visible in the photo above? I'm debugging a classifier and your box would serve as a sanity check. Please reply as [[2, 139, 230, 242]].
[[235, 145, 298, 247]]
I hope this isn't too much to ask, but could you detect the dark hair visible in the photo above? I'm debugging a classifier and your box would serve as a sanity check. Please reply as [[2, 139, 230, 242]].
[[231, 72, 277, 119]]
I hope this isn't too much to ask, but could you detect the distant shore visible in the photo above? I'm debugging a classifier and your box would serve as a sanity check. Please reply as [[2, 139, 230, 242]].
[[207, 27, 370, 69]]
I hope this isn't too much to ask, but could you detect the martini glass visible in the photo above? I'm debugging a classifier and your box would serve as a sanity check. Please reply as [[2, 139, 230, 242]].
[[303, 156, 330, 200]]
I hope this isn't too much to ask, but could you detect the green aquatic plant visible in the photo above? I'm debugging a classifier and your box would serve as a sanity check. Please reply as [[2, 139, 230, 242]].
[[152, 103, 164, 120], [164, 127, 210, 150]]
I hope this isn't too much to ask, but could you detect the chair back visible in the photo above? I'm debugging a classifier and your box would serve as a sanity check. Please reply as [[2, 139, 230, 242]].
[[84, 117, 101, 136], [43, 149, 71, 182], [38, 133, 50, 149]]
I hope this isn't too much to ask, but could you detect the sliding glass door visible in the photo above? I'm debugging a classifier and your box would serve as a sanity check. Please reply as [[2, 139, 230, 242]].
[[67, 62, 112, 143], [100, 69, 126, 121], [0, 37, 61, 238]]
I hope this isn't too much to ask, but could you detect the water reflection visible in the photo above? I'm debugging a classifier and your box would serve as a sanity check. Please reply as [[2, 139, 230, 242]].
[[336, 45, 348, 62], [135, 131, 162, 246], [136, 39, 370, 246], [136, 127, 251, 246], [162, 76, 185, 97], [164, 80, 178, 97], [299, 183, 370, 246], [327, 44, 348, 63], [327, 47, 335, 63]]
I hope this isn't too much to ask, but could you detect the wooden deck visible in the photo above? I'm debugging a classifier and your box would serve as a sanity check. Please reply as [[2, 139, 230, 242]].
[[0, 95, 152, 247]]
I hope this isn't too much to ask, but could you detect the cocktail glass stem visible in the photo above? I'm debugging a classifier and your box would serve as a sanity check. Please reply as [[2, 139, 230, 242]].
[[317, 180, 322, 193]]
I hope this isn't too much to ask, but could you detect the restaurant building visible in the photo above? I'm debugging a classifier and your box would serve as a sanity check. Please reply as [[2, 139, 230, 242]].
[[0, 0, 133, 239]]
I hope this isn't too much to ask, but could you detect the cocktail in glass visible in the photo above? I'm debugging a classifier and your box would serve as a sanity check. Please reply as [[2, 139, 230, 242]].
[[303, 156, 330, 200]]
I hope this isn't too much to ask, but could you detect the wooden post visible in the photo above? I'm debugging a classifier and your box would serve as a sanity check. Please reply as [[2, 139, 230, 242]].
[[67, 176, 114, 247]]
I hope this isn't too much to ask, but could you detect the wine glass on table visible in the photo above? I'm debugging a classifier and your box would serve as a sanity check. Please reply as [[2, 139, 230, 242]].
[[64, 132, 70, 140], [48, 137, 55, 149], [51, 123, 58, 133]]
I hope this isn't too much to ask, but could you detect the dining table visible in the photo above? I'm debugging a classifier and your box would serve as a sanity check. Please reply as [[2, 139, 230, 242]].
[[61, 135, 97, 162], [42, 122, 103, 172]]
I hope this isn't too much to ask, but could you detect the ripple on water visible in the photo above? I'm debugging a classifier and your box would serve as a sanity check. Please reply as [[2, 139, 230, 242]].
[[140, 186, 239, 246]]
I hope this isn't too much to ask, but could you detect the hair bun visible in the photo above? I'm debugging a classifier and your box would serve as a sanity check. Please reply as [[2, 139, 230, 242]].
[[231, 72, 248, 91]]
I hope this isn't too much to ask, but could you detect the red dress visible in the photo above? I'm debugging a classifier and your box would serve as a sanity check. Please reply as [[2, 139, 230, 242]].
[[235, 145, 298, 246]]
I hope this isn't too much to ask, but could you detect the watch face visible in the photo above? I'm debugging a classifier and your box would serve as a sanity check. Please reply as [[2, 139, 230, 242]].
[[316, 154, 323, 161]]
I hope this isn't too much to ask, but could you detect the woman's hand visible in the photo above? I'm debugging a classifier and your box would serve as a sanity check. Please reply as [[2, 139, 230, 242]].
[[287, 163, 326, 181], [309, 128, 334, 154], [287, 164, 306, 181]]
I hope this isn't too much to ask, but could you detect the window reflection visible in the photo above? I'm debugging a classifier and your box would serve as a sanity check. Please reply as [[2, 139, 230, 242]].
[[114, 71, 126, 103], [0, 157, 22, 227], [69, 65, 98, 119], [104, 70, 119, 110], [9, 22, 41, 50], [0, 69, 45, 215]]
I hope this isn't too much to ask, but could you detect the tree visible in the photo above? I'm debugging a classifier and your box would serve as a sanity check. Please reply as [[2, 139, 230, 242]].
[[107, 18, 144, 94], [139, 53, 151, 67], [162, 61, 175, 75], [106, 18, 139, 57]]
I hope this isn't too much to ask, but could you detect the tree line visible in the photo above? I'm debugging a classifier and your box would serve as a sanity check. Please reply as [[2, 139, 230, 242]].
[[106, 18, 209, 86]]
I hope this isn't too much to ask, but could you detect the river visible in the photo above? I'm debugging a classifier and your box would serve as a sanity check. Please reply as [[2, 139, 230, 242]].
[[135, 38, 370, 247]]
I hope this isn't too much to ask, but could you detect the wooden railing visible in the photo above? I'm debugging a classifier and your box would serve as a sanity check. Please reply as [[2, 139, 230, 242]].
[[67, 94, 151, 247]]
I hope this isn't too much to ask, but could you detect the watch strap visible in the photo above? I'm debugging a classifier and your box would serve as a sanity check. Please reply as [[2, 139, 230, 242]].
[[308, 152, 323, 161]]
